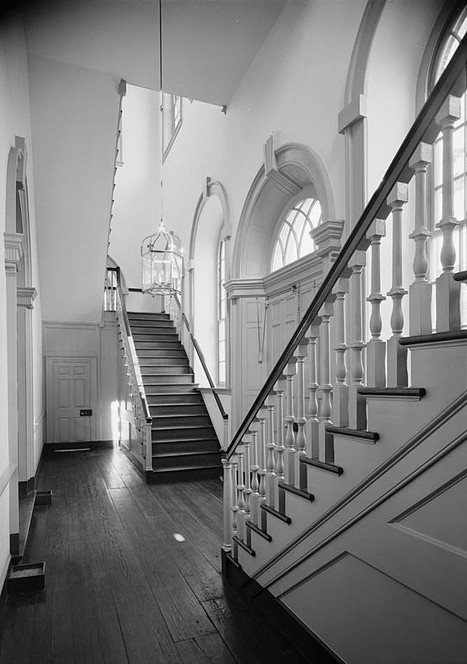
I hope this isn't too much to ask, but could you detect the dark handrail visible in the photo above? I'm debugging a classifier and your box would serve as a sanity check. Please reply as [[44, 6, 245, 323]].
[[115, 267, 152, 424], [174, 295, 228, 421], [225, 32, 467, 459]]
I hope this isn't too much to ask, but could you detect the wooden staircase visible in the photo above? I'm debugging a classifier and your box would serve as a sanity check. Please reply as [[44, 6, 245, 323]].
[[128, 311, 223, 482]]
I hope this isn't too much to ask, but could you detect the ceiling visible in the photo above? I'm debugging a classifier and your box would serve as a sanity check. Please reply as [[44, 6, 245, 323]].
[[23, 0, 287, 106]]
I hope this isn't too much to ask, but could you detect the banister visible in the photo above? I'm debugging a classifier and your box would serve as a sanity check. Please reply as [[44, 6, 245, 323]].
[[115, 267, 152, 424], [225, 32, 467, 460], [173, 295, 228, 422]]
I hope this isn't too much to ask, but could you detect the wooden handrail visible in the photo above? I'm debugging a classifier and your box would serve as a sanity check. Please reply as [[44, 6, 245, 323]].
[[173, 295, 228, 422], [115, 267, 152, 424], [225, 32, 467, 460]]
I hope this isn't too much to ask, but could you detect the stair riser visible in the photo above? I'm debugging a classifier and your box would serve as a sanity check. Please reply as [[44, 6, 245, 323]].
[[136, 350, 186, 359], [146, 394, 204, 405], [145, 385, 198, 394], [139, 357, 189, 366], [152, 415, 212, 427], [149, 404, 207, 416], [128, 313, 170, 321], [152, 427, 215, 440], [140, 366, 191, 376], [135, 342, 182, 350], [146, 466, 222, 483], [152, 453, 221, 470], [132, 334, 178, 342], [129, 320, 174, 328], [143, 375, 194, 385], [130, 327, 176, 336], [152, 439, 219, 454]]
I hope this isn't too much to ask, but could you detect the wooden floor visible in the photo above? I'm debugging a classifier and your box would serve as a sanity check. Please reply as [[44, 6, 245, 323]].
[[0, 447, 326, 664]]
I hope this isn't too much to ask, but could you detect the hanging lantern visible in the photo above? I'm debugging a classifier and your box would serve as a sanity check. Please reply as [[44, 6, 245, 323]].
[[141, 221, 183, 296]]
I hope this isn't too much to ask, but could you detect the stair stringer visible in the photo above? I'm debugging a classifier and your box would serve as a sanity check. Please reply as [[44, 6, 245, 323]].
[[235, 392, 467, 664]]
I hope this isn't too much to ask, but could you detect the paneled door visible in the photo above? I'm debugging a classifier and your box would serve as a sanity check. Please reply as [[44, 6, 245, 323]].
[[47, 357, 97, 444]]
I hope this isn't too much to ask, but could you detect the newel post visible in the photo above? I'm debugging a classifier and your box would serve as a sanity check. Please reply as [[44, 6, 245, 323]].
[[435, 96, 462, 331]]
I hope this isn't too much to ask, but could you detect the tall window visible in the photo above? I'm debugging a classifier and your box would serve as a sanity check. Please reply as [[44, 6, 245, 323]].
[[162, 93, 182, 159], [217, 239, 227, 386], [429, 8, 467, 278], [271, 197, 322, 272]]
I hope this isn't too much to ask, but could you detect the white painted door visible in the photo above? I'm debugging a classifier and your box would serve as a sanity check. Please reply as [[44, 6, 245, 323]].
[[47, 358, 96, 443]]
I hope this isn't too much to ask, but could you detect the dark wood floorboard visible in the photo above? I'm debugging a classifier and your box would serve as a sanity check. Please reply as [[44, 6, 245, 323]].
[[0, 447, 318, 664]]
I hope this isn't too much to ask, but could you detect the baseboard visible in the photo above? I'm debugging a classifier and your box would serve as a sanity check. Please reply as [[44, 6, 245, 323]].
[[43, 440, 114, 454], [18, 477, 35, 498], [221, 550, 343, 664], [9, 533, 19, 557]]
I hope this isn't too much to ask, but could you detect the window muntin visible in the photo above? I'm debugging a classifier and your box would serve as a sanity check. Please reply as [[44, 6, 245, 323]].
[[217, 239, 226, 386], [271, 197, 322, 272]]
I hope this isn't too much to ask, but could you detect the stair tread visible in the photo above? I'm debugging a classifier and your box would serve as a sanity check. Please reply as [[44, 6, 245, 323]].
[[358, 387, 426, 399], [453, 270, 467, 282], [150, 462, 222, 472], [152, 425, 215, 431], [232, 535, 256, 557], [152, 436, 218, 444], [278, 481, 315, 502], [400, 329, 467, 345], [245, 521, 272, 542], [260, 503, 292, 524], [152, 450, 220, 458], [300, 456, 344, 475], [326, 426, 379, 441]]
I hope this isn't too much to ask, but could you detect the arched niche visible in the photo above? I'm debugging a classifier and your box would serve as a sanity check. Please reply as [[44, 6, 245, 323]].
[[232, 142, 336, 280], [188, 179, 231, 384]]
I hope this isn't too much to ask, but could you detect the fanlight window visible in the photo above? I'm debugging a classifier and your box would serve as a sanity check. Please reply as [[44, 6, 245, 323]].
[[271, 197, 322, 272]]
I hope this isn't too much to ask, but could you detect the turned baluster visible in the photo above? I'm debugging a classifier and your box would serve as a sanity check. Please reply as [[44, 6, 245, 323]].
[[318, 300, 334, 462], [408, 143, 433, 335], [236, 451, 245, 541], [294, 340, 309, 489], [333, 279, 349, 423], [273, 378, 286, 512], [264, 396, 277, 507], [435, 96, 462, 331], [249, 423, 260, 525], [222, 458, 233, 552], [366, 219, 386, 387], [305, 324, 320, 458], [257, 407, 267, 514], [231, 458, 238, 558], [348, 251, 366, 429], [386, 183, 408, 387], [283, 359, 297, 485], [242, 438, 252, 545]]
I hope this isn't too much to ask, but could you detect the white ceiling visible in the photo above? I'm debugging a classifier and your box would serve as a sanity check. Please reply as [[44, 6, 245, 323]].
[[23, 0, 287, 106]]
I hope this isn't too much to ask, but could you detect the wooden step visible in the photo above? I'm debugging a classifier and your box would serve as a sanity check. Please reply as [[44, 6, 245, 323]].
[[146, 464, 222, 483], [149, 402, 207, 416], [145, 384, 199, 394], [134, 340, 183, 350], [152, 437, 219, 454], [130, 326, 177, 335], [246, 520, 272, 542], [278, 481, 315, 502], [260, 503, 291, 524], [128, 311, 170, 321], [139, 356, 189, 366], [326, 426, 380, 443], [152, 413, 212, 428], [300, 456, 343, 475], [232, 535, 256, 557], [399, 329, 467, 346], [132, 333, 178, 342], [358, 387, 426, 400], [143, 374, 195, 385], [152, 449, 221, 470], [152, 425, 216, 440], [453, 270, 467, 282], [140, 365, 191, 376], [146, 393, 204, 405], [129, 319, 174, 328]]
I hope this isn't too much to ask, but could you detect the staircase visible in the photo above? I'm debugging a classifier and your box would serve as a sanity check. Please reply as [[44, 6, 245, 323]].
[[221, 36, 467, 664], [127, 311, 223, 482]]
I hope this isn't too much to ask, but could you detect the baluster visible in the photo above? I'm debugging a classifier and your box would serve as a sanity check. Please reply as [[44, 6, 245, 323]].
[[257, 407, 267, 516], [273, 377, 285, 512], [305, 324, 320, 458], [435, 96, 462, 331], [348, 251, 366, 429], [231, 458, 238, 558], [366, 220, 386, 386], [387, 183, 408, 387], [408, 143, 433, 335], [222, 458, 233, 552], [318, 301, 334, 462], [236, 452, 245, 540], [243, 438, 252, 545], [249, 422, 260, 525], [283, 360, 297, 485], [265, 396, 277, 506], [294, 340, 309, 489], [333, 278, 349, 422]]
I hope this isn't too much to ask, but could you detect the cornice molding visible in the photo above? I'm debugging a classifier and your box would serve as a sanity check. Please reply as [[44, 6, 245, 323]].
[[225, 278, 265, 300], [17, 286, 37, 309]]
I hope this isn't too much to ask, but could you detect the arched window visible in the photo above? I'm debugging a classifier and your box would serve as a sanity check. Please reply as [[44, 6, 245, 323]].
[[217, 239, 227, 386], [429, 8, 467, 278], [271, 197, 322, 272]]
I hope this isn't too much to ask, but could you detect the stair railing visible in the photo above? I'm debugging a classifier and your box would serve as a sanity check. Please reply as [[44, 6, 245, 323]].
[[222, 34, 467, 555], [115, 267, 153, 471], [169, 294, 229, 450]]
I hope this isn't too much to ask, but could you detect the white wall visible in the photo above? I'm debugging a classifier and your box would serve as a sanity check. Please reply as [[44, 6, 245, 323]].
[[29, 55, 119, 324]]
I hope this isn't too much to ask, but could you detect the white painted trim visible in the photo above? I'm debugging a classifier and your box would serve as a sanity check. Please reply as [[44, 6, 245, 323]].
[[43, 320, 100, 330], [0, 464, 17, 498], [34, 410, 46, 434]]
